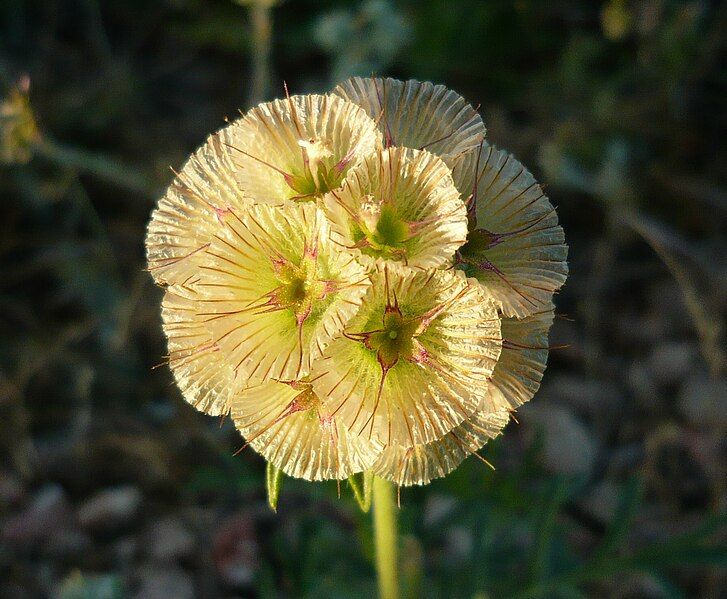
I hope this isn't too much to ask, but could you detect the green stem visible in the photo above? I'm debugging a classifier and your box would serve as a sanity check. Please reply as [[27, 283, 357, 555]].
[[372, 476, 399, 599], [247, 1, 273, 107]]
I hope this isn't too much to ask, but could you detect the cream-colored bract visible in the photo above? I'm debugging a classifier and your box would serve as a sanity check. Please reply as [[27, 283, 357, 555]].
[[489, 304, 555, 411], [146, 133, 249, 287], [312, 265, 502, 448], [323, 147, 468, 269], [334, 77, 485, 165], [147, 77, 566, 485], [372, 397, 510, 487], [451, 143, 568, 318], [161, 289, 242, 416], [192, 202, 369, 382], [227, 93, 382, 204], [232, 379, 382, 481]]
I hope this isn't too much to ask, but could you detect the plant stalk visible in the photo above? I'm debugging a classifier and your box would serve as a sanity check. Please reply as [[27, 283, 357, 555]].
[[372, 476, 399, 599], [247, 0, 273, 107]]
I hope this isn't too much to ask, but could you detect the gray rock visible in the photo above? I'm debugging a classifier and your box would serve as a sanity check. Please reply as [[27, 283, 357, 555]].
[[422, 495, 457, 528], [111, 536, 138, 565], [2, 484, 73, 548], [134, 565, 194, 599], [0, 472, 25, 508], [522, 404, 598, 476], [46, 527, 93, 561], [579, 480, 620, 523], [539, 375, 620, 416], [678, 375, 727, 428], [77, 486, 141, 531], [145, 517, 195, 562], [647, 341, 697, 387], [213, 514, 259, 589]]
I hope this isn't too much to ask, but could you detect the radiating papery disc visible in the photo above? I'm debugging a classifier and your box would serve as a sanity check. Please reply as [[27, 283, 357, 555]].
[[312, 265, 502, 448], [146, 133, 249, 286], [193, 202, 370, 382], [231, 379, 382, 481], [334, 77, 485, 165], [323, 147, 468, 269], [451, 143, 568, 318], [372, 395, 510, 486], [372, 302, 555, 486], [161, 289, 241, 415], [226, 93, 382, 204], [489, 303, 555, 411]]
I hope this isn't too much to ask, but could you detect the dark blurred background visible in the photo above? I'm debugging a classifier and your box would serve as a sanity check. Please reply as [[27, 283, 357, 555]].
[[1, 1, 725, 597]]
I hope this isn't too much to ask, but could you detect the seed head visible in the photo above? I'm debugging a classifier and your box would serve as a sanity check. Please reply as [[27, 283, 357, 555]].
[[146, 77, 567, 486]]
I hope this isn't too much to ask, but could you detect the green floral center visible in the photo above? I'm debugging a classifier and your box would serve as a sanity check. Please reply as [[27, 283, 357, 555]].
[[284, 138, 348, 200], [362, 308, 419, 370], [353, 203, 412, 261], [271, 257, 331, 324]]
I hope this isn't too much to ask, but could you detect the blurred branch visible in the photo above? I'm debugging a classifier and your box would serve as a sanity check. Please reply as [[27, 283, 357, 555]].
[[619, 207, 725, 377], [34, 138, 156, 199], [238, 0, 278, 106]]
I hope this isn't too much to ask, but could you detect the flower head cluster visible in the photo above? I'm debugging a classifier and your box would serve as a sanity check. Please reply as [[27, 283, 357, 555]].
[[147, 77, 567, 486]]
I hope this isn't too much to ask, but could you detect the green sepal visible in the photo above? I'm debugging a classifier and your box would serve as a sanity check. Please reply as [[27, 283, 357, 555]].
[[348, 470, 374, 512], [266, 462, 284, 512]]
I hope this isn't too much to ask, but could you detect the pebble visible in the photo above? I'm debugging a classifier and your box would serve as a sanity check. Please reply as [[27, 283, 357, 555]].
[[0, 472, 25, 508], [212, 514, 259, 589], [539, 375, 620, 417], [647, 341, 697, 388], [2, 484, 73, 548], [134, 565, 194, 599], [77, 486, 141, 532], [678, 375, 727, 428], [145, 517, 195, 562], [579, 480, 620, 523], [521, 404, 598, 476]]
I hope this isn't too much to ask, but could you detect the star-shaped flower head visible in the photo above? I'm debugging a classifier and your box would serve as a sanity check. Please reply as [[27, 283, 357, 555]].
[[231, 377, 382, 481], [147, 77, 567, 490], [323, 147, 468, 268], [177, 202, 370, 384], [312, 265, 502, 448], [334, 77, 485, 165], [450, 143, 568, 317]]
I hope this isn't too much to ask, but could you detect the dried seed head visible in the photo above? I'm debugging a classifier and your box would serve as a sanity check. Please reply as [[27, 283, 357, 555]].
[[369, 301, 555, 487], [372, 396, 510, 487], [146, 132, 250, 287], [161, 290, 242, 415], [190, 202, 370, 382], [147, 78, 566, 486]]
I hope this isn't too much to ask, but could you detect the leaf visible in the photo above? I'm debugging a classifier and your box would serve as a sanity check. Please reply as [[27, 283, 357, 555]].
[[529, 477, 571, 584], [266, 461, 284, 512], [348, 470, 374, 512], [593, 477, 642, 562]]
